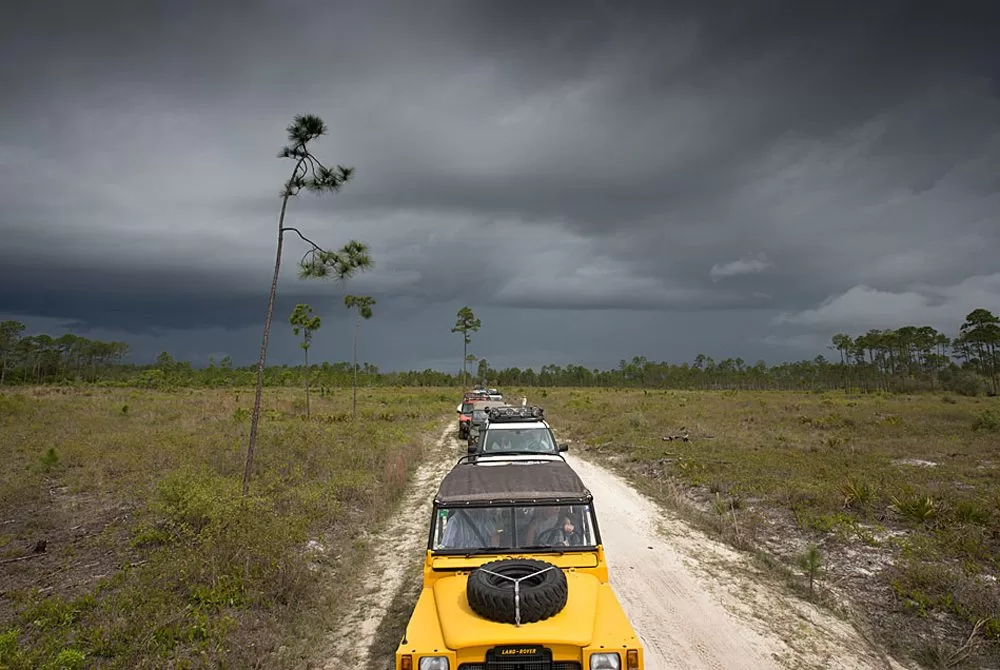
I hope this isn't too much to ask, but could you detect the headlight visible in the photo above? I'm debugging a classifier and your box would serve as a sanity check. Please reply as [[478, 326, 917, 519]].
[[419, 656, 450, 670], [590, 653, 621, 670]]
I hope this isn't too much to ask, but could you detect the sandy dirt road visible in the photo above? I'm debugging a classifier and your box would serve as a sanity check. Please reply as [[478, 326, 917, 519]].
[[323, 422, 908, 670]]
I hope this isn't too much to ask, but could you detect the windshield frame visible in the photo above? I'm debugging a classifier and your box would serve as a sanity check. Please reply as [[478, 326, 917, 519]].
[[427, 500, 602, 555]]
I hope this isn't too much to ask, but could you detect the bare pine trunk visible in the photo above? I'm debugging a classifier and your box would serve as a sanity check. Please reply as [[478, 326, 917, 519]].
[[462, 336, 468, 389], [352, 314, 359, 419], [304, 345, 311, 420], [244, 193, 291, 496]]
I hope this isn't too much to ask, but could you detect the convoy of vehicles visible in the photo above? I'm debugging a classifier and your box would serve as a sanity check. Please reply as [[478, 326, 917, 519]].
[[392, 391, 645, 670]]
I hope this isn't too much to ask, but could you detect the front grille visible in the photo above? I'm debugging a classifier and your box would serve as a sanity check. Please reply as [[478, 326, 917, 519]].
[[459, 662, 580, 670], [458, 647, 581, 670]]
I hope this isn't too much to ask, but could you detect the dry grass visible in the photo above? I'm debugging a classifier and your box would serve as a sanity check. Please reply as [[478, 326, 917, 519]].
[[0, 386, 455, 669], [524, 387, 1000, 670]]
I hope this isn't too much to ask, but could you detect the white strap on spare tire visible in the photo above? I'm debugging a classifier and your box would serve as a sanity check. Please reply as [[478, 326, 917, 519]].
[[477, 565, 558, 627]]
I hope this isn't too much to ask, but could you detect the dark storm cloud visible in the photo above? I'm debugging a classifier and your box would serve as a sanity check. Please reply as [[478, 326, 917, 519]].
[[0, 256, 275, 334], [2, 0, 999, 367]]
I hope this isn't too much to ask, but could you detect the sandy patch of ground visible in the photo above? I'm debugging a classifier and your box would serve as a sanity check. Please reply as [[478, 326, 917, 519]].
[[891, 458, 939, 468]]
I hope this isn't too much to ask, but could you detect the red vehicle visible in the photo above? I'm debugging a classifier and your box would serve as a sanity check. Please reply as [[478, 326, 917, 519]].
[[456, 392, 504, 439], [456, 400, 476, 438]]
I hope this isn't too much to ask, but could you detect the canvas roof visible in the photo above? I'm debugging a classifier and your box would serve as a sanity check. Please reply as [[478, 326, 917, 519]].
[[435, 460, 592, 505], [470, 399, 506, 410]]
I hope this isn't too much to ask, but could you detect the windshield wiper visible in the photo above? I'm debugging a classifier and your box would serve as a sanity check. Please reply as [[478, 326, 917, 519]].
[[482, 450, 554, 456], [461, 547, 506, 557]]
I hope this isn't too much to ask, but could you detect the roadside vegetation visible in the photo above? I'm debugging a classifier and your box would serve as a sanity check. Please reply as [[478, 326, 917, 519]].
[[538, 387, 1000, 669], [0, 386, 453, 669]]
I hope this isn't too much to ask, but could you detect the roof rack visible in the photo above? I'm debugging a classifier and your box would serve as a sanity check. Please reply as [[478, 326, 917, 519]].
[[455, 453, 564, 467], [487, 405, 545, 422]]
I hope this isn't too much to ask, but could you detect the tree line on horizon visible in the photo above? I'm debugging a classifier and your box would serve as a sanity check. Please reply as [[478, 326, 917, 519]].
[[2, 306, 997, 396]]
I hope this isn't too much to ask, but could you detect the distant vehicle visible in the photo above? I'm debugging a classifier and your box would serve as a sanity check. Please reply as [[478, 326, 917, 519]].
[[466, 409, 490, 446], [456, 400, 476, 438], [457, 398, 506, 439], [467, 406, 569, 461]]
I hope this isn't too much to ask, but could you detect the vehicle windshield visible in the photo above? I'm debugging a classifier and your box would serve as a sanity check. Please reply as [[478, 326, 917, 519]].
[[472, 410, 489, 422], [461, 403, 474, 413], [481, 427, 556, 454], [431, 503, 598, 552]]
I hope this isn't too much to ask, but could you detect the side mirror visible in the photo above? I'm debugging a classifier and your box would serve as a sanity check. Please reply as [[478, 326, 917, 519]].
[[558, 443, 569, 452]]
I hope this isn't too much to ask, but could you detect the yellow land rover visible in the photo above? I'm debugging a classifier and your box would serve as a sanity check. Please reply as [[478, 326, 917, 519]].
[[395, 458, 644, 670]]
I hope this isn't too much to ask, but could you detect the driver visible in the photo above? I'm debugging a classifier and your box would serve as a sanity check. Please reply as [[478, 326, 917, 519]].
[[525, 431, 551, 452], [523, 505, 578, 546]]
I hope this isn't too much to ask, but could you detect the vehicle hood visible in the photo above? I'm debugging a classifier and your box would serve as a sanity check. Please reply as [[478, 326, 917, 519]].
[[432, 570, 598, 649]]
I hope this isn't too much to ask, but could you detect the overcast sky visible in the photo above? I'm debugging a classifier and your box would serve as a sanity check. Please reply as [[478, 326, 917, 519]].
[[2, 0, 999, 372]]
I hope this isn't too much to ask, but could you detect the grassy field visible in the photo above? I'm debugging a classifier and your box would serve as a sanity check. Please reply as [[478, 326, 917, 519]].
[[530, 387, 1000, 669], [4, 385, 998, 669], [0, 386, 454, 669]]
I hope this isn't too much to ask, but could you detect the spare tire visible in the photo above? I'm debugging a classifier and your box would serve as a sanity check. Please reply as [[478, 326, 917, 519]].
[[466, 558, 568, 624]]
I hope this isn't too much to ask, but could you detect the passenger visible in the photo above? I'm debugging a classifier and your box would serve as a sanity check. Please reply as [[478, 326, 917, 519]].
[[487, 433, 516, 452], [441, 508, 501, 550]]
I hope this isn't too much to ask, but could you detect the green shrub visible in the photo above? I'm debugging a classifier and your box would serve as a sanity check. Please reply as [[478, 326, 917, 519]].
[[39, 448, 59, 472], [945, 370, 987, 397], [971, 408, 999, 433]]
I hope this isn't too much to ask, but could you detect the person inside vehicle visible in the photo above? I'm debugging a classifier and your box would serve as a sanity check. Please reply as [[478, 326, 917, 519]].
[[486, 432, 518, 453], [524, 429, 555, 452], [523, 505, 580, 546], [440, 508, 504, 550]]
